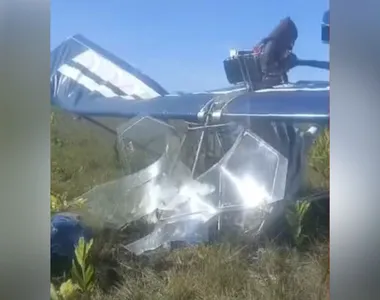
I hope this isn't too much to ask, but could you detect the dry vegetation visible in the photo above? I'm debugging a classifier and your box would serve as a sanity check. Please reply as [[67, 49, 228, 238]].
[[51, 109, 329, 300]]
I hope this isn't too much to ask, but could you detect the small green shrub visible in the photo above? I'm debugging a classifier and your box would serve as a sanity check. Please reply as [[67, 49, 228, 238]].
[[51, 238, 96, 299], [72, 237, 96, 294], [285, 200, 312, 248], [50, 280, 80, 300], [51, 194, 69, 214], [308, 128, 330, 189], [51, 193, 86, 214], [284, 129, 330, 247]]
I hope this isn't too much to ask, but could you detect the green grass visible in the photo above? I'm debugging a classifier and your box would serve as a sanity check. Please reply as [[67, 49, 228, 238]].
[[51, 109, 124, 200], [51, 109, 329, 300], [91, 242, 329, 300]]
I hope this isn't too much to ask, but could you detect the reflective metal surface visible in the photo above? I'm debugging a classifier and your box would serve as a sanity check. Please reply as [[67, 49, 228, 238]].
[[71, 115, 321, 255]]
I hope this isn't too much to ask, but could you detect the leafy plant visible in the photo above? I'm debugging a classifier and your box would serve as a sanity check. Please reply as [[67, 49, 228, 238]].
[[71, 237, 96, 294], [50, 284, 59, 300], [51, 237, 95, 299], [50, 280, 80, 300], [309, 128, 330, 189], [286, 200, 312, 247], [51, 193, 69, 214], [51, 193, 86, 214]]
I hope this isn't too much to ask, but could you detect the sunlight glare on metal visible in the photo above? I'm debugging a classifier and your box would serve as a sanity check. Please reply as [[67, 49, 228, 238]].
[[178, 182, 217, 220], [147, 159, 161, 178], [221, 166, 270, 208], [229, 49, 238, 58], [143, 182, 161, 214]]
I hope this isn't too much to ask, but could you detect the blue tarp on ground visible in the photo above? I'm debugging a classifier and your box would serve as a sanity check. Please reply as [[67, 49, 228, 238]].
[[51, 34, 329, 123], [51, 213, 92, 258]]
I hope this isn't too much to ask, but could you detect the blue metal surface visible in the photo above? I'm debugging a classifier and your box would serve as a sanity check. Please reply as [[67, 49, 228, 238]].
[[222, 81, 329, 123]]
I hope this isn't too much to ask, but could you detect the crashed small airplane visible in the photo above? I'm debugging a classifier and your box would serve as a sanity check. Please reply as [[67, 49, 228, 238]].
[[51, 10, 329, 270]]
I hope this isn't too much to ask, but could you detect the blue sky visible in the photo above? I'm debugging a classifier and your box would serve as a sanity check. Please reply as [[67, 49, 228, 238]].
[[51, 0, 329, 92]]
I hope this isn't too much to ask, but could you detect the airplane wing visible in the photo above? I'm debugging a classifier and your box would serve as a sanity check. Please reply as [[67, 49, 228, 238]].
[[50, 34, 218, 122], [51, 34, 168, 106], [51, 35, 329, 124]]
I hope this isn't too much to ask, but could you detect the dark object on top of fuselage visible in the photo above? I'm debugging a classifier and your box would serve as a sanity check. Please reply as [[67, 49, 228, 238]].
[[322, 10, 330, 44]]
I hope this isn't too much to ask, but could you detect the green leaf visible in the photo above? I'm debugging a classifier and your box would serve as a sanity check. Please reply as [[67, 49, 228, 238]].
[[71, 260, 85, 289], [74, 238, 86, 271], [84, 265, 95, 288], [295, 223, 302, 239], [50, 284, 60, 300], [71, 238, 95, 293]]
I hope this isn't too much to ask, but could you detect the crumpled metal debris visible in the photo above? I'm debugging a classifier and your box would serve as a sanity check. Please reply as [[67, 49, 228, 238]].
[[72, 117, 321, 255]]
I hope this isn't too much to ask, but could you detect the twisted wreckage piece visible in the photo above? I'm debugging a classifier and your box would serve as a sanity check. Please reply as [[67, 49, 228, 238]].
[[52, 111, 322, 266]]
